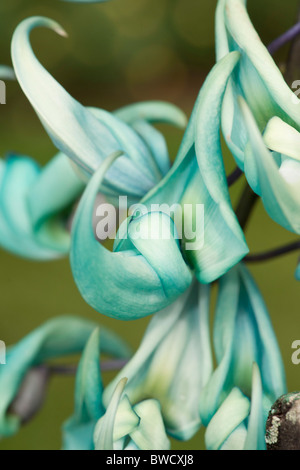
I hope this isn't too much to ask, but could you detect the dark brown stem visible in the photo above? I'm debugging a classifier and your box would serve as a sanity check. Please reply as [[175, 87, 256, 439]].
[[245, 241, 300, 263], [235, 184, 258, 230], [227, 166, 243, 186]]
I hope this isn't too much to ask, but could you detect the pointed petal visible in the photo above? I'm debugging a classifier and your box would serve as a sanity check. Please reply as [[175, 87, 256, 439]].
[[244, 363, 266, 450], [93, 378, 128, 450], [63, 329, 104, 450], [11, 17, 161, 198]]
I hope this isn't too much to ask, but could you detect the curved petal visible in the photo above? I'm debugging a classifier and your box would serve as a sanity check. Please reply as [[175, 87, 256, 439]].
[[205, 388, 250, 450], [239, 98, 300, 233], [95, 382, 170, 450], [103, 281, 212, 440], [0, 316, 130, 437], [140, 52, 248, 283], [11, 17, 174, 199], [216, 0, 300, 174], [26, 152, 85, 227], [70, 152, 192, 320], [114, 101, 187, 129]]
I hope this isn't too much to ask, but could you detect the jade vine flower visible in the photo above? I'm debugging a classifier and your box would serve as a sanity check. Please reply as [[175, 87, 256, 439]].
[[0, 316, 130, 438], [103, 281, 212, 440], [216, 0, 300, 234], [69, 51, 248, 320], [199, 263, 286, 448]]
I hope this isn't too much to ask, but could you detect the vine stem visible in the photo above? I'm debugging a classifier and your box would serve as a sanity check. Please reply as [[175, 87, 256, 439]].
[[267, 22, 300, 55], [245, 240, 300, 263], [235, 184, 258, 230], [45, 358, 129, 376]]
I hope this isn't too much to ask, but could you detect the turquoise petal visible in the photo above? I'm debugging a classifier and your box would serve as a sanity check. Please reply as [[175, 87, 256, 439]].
[[103, 281, 212, 440], [140, 52, 248, 283], [71, 152, 192, 320], [0, 154, 82, 259]]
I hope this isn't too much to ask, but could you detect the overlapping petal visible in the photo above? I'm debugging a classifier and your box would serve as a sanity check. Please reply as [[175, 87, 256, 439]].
[[199, 263, 286, 427], [205, 364, 266, 450], [0, 316, 130, 437], [71, 151, 193, 320], [94, 378, 170, 450], [103, 281, 212, 440], [141, 51, 248, 283], [239, 98, 300, 233], [216, 0, 300, 233]]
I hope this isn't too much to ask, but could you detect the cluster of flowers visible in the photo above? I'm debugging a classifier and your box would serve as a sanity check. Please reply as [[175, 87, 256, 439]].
[[0, 0, 299, 450]]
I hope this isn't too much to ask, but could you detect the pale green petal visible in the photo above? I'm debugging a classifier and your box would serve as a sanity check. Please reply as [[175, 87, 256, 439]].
[[263, 117, 300, 161], [239, 97, 300, 233], [104, 281, 212, 440], [130, 400, 170, 450], [220, 424, 247, 450], [205, 388, 250, 450], [114, 101, 187, 129]]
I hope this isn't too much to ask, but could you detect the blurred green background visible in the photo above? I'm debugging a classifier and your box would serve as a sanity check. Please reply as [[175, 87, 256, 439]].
[[0, 0, 299, 450]]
